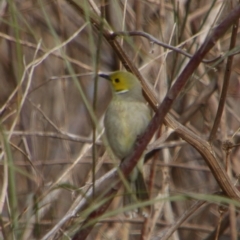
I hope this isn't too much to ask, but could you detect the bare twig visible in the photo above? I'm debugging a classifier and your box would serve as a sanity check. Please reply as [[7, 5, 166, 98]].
[[0, 137, 8, 213], [7, 131, 98, 143], [209, 17, 239, 142], [111, 31, 221, 64]]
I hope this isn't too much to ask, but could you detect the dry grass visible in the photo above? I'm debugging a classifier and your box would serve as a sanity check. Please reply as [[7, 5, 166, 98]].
[[0, 0, 240, 239]]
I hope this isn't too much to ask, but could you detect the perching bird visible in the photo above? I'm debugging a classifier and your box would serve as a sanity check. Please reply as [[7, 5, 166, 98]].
[[99, 71, 151, 217]]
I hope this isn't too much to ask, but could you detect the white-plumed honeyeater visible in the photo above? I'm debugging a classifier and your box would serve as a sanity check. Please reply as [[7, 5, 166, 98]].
[[99, 71, 151, 217]]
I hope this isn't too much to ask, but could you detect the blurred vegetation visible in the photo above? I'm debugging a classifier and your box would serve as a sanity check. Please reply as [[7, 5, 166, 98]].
[[0, 0, 240, 239]]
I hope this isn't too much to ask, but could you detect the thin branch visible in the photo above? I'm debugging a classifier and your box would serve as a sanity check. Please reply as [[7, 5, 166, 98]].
[[111, 31, 221, 64], [209, 18, 239, 142], [0, 140, 8, 213], [7, 131, 99, 143], [92, 8, 105, 198]]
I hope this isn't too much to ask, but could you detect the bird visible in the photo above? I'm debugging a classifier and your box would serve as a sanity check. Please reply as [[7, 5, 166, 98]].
[[99, 71, 151, 217]]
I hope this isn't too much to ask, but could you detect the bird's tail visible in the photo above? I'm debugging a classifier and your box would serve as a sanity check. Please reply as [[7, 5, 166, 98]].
[[123, 164, 151, 217]]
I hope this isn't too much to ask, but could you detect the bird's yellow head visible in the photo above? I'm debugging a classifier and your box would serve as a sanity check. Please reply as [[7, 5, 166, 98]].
[[99, 71, 141, 94]]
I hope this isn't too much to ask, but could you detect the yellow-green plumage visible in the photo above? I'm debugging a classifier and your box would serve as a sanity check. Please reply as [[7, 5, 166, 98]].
[[100, 71, 150, 216], [104, 100, 150, 160]]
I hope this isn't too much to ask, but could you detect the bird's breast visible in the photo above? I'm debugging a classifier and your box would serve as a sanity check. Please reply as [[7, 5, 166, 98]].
[[104, 100, 150, 160]]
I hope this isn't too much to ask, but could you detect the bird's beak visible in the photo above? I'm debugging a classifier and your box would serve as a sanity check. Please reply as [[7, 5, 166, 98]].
[[98, 73, 111, 80]]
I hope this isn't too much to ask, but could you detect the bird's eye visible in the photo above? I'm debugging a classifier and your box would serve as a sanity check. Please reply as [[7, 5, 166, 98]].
[[114, 78, 120, 83]]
